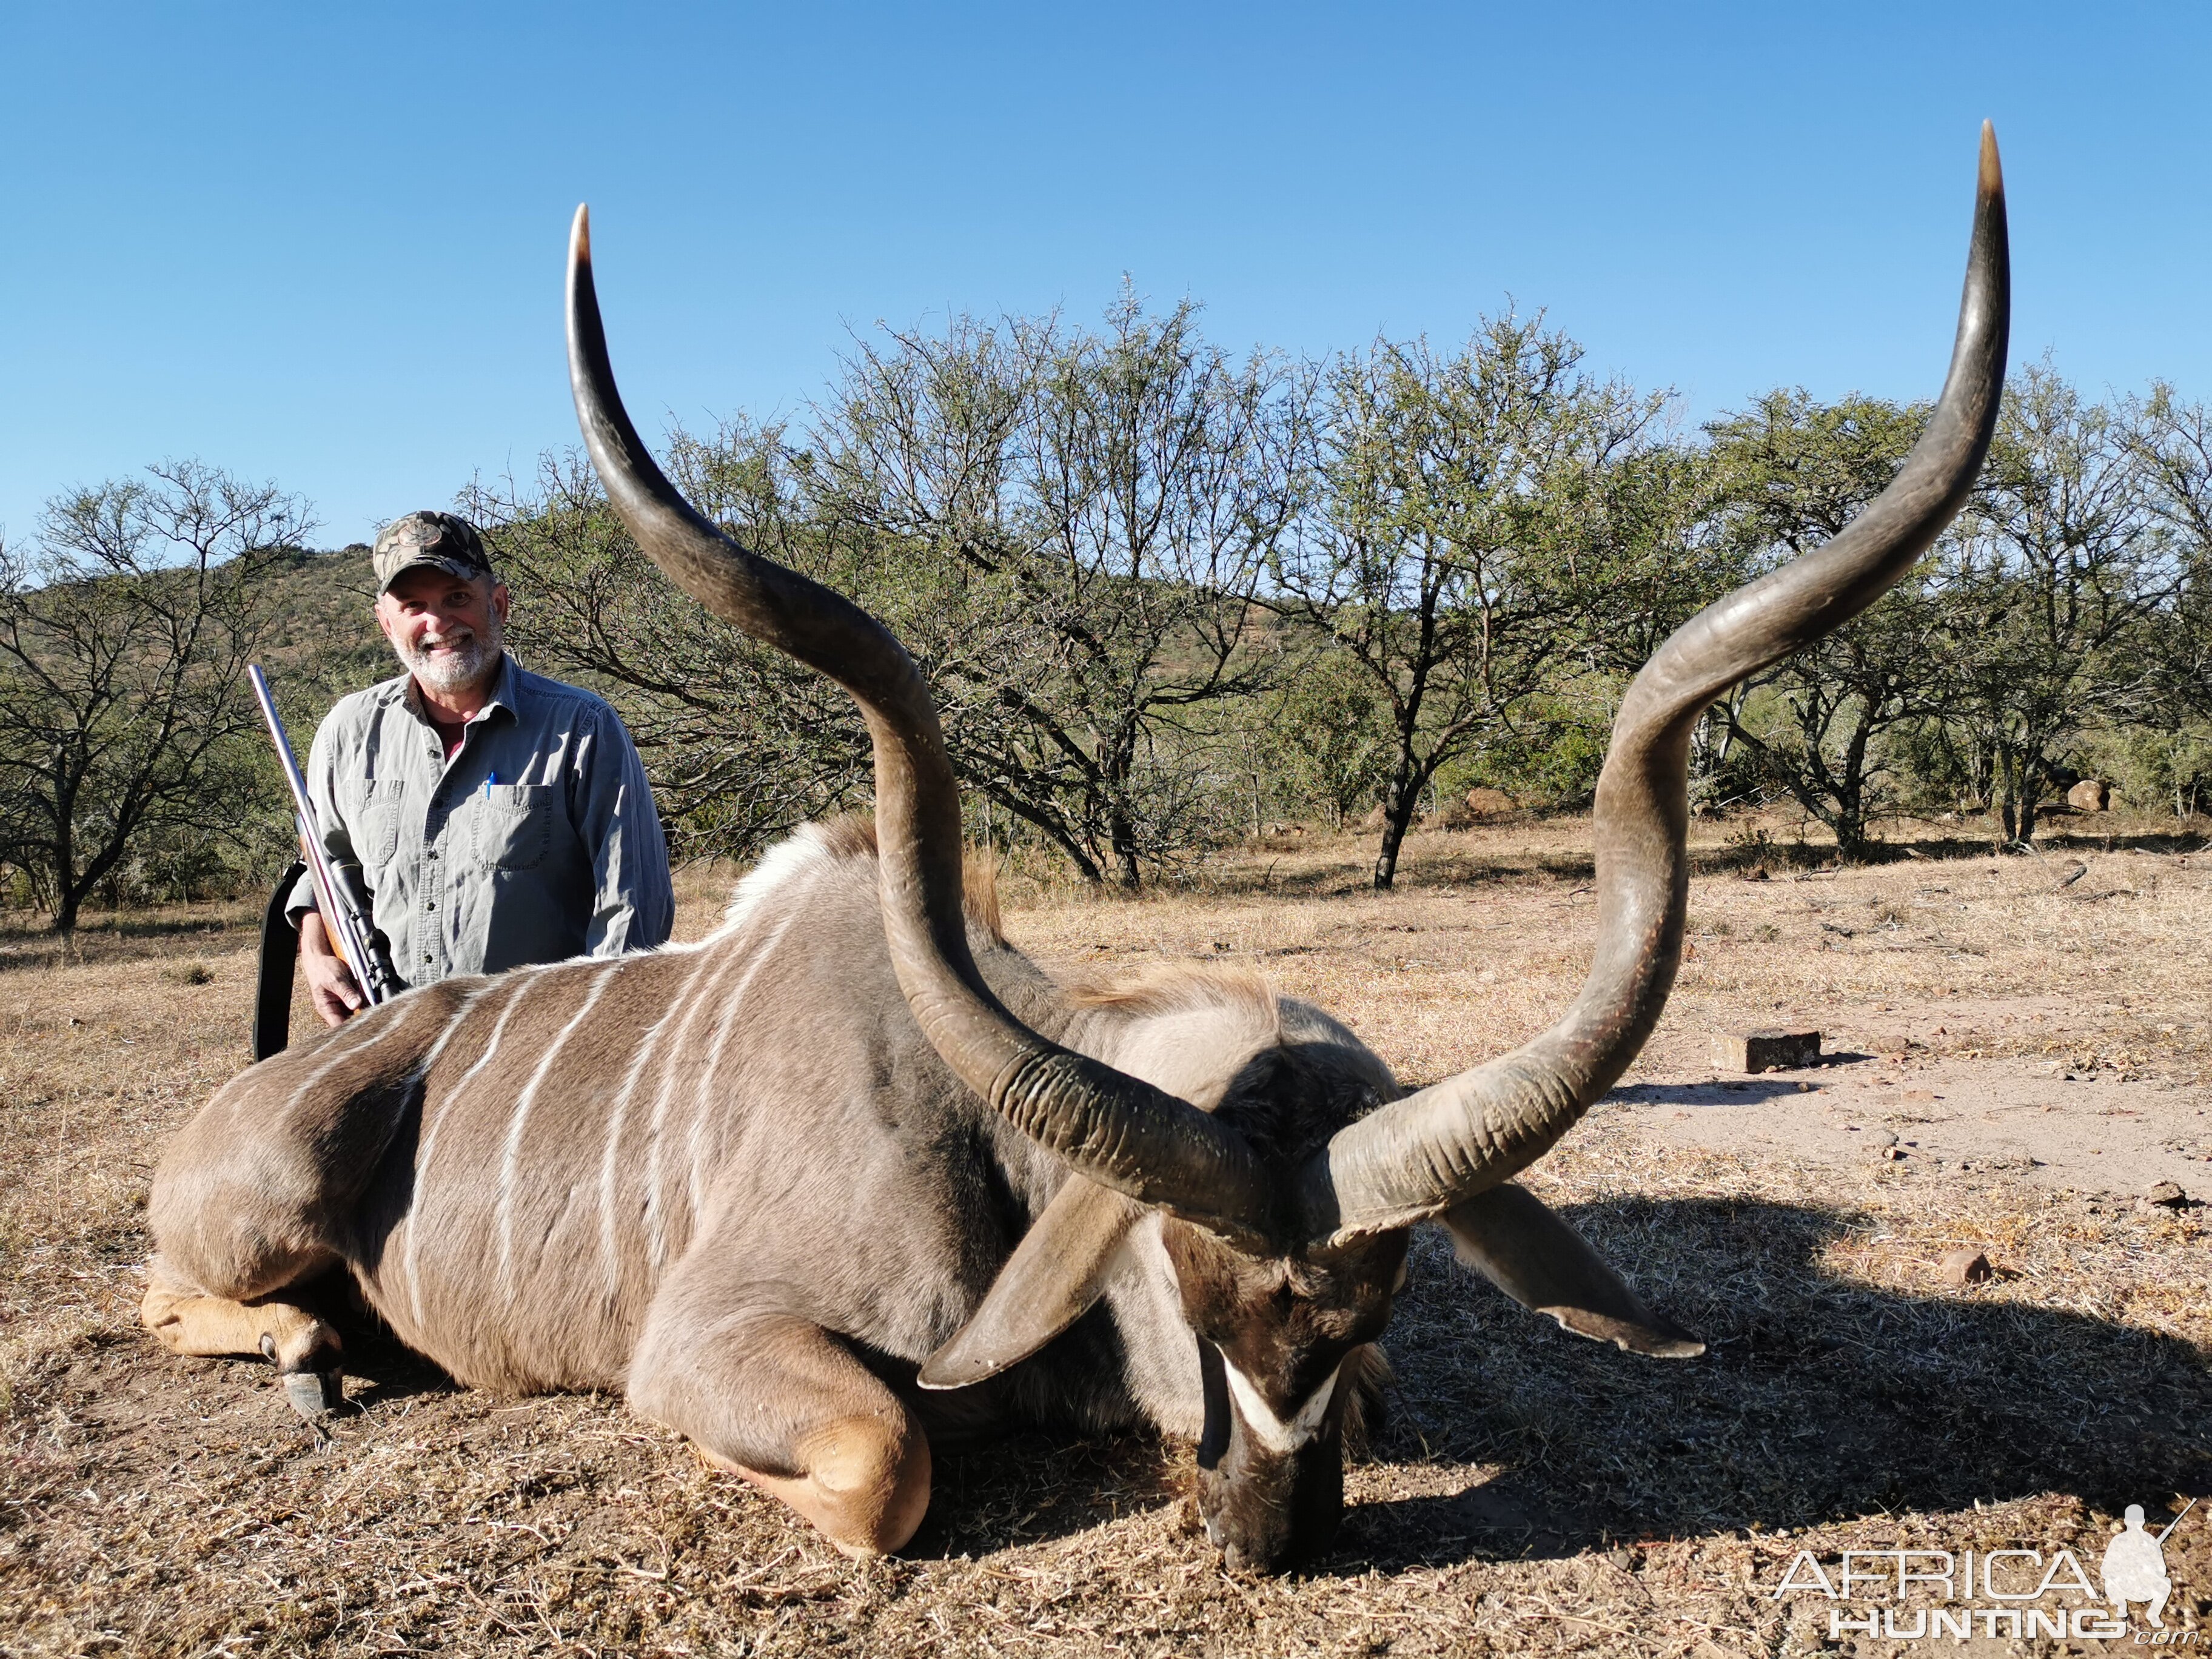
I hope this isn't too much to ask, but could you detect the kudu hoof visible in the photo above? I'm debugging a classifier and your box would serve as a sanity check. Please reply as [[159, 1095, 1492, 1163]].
[[260, 1329, 346, 1420], [281, 1366, 347, 1421]]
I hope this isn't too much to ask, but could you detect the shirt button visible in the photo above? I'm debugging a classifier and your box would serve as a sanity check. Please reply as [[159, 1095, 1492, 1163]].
[[424, 900, 435, 912]]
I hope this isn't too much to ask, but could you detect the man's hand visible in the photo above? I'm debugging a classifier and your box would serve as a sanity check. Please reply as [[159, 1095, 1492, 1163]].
[[299, 911, 366, 1027]]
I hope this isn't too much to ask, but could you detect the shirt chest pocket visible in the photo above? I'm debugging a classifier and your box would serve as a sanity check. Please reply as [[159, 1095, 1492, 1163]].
[[347, 778, 409, 869], [476, 783, 556, 871]]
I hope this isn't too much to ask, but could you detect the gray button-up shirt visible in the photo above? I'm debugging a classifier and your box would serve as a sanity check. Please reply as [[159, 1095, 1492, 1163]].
[[286, 653, 674, 985]]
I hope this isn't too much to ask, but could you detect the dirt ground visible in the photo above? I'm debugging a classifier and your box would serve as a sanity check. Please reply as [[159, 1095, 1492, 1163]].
[[2, 809, 2207, 1657]]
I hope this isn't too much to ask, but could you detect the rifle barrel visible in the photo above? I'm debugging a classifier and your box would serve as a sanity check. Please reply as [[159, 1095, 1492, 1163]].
[[249, 665, 392, 1005]]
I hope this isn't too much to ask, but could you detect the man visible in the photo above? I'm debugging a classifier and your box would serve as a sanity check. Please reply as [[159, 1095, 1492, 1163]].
[[291, 511, 674, 1026]]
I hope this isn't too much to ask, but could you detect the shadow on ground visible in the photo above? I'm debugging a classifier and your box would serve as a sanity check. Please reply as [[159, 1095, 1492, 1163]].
[[1330, 1198, 2211, 1569], [1608, 1079, 1822, 1106], [734, 1195, 2212, 1568]]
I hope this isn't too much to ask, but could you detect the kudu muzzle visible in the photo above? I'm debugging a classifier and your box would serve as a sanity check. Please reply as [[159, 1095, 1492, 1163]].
[[1196, 1339, 1349, 1573]]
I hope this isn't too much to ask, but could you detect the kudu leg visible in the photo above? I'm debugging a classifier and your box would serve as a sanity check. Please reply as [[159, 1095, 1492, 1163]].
[[628, 1290, 931, 1558], [143, 985, 477, 1419], [142, 1050, 363, 1418], [141, 1258, 346, 1418], [142, 1119, 352, 1419]]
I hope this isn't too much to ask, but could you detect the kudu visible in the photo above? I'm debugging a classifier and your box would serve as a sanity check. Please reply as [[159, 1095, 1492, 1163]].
[[142, 129, 2008, 1572]]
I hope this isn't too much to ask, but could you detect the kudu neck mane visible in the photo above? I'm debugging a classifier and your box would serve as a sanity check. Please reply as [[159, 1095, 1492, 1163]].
[[713, 816, 1005, 950], [715, 816, 1394, 1171]]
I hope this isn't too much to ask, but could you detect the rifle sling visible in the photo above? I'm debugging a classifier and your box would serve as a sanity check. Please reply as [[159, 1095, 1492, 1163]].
[[253, 860, 307, 1062]]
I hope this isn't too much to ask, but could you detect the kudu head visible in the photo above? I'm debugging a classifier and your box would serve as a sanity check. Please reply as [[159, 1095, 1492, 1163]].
[[563, 127, 2007, 1572]]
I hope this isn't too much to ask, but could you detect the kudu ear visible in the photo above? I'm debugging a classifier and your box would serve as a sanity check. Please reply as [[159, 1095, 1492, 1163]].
[[1443, 1184, 1704, 1359], [918, 1178, 1144, 1390]]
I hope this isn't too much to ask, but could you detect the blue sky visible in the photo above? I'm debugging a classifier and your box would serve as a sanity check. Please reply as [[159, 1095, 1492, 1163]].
[[4, 3, 2206, 548]]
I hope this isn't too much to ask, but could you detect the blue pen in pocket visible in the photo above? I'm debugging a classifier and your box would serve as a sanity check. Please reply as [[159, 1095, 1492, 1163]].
[[484, 771, 495, 800]]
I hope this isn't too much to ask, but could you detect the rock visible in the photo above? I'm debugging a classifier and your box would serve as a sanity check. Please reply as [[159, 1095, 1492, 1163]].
[[2145, 1181, 2189, 1208], [1939, 1247, 1992, 1285], [1712, 1028, 1822, 1074], [2068, 779, 2111, 812]]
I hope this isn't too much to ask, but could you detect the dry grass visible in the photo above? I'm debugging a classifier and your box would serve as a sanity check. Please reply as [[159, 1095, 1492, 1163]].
[[2, 810, 2207, 1656]]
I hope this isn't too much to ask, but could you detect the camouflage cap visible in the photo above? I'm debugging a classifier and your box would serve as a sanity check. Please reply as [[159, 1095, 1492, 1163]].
[[372, 512, 494, 594]]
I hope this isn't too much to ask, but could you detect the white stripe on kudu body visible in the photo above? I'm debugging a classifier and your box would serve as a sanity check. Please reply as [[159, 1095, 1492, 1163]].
[[683, 906, 803, 1230], [641, 945, 736, 1269], [280, 992, 430, 1116], [497, 968, 615, 1298], [595, 848, 817, 1290], [407, 974, 540, 1327], [597, 993, 683, 1292], [637, 903, 805, 1270], [1222, 1358, 1340, 1454], [413, 985, 487, 1079]]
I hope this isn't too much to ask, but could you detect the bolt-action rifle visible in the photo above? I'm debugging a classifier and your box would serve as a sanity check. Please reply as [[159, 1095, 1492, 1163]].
[[247, 665, 398, 1057]]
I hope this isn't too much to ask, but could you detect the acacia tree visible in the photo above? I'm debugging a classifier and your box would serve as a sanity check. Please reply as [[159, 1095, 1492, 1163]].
[[1561, 429, 1737, 805], [1273, 317, 1665, 888], [1259, 645, 1393, 830], [2122, 384, 2212, 817], [1935, 366, 2170, 845], [0, 463, 307, 936], [1698, 391, 1957, 858], [819, 292, 1306, 887]]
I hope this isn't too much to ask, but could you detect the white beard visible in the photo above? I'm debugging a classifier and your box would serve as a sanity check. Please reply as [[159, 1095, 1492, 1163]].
[[396, 619, 502, 695]]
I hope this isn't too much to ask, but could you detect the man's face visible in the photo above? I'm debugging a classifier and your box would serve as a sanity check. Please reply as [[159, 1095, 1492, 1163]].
[[375, 569, 509, 697]]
